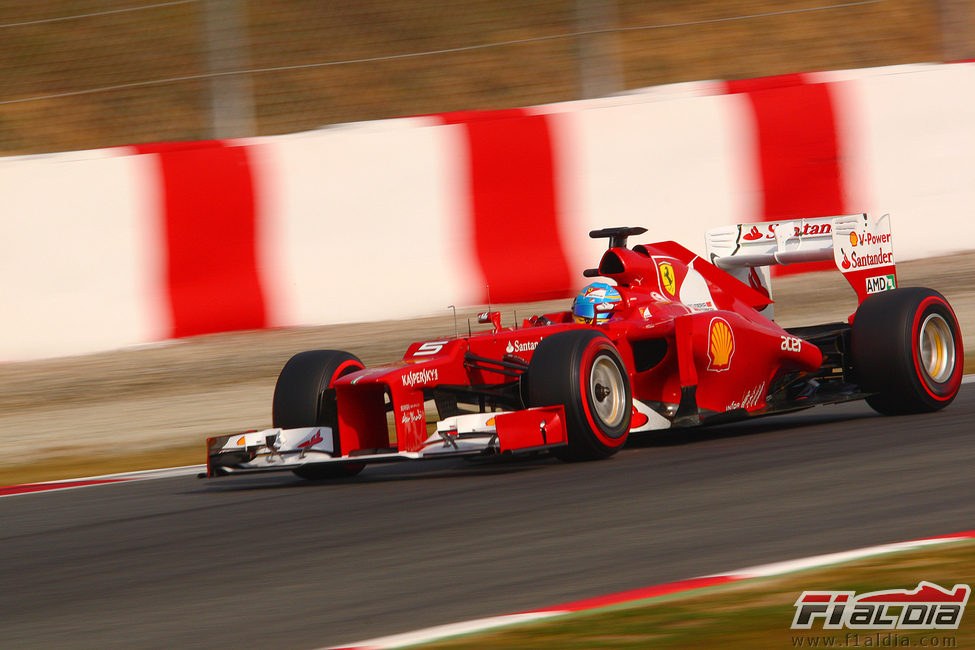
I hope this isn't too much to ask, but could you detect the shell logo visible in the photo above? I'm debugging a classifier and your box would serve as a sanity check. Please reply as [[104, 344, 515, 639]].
[[658, 262, 676, 296], [850, 232, 859, 247], [707, 317, 735, 371]]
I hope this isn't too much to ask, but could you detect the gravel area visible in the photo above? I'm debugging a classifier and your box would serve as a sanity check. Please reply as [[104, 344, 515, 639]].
[[2, 253, 972, 475]]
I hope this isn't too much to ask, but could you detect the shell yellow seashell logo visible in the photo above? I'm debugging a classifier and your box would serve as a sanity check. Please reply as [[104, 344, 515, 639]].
[[707, 317, 735, 371]]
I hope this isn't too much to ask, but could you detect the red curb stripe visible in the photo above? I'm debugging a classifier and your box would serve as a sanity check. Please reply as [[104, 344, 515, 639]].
[[916, 529, 975, 541], [725, 74, 847, 276], [535, 574, 740, 613], [135, 141, 267, 338], [0, 478, 132, 496], [440, 110, 573, 303]]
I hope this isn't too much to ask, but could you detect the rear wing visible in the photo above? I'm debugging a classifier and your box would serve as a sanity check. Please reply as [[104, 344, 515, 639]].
[[705, 214, 896, 319]]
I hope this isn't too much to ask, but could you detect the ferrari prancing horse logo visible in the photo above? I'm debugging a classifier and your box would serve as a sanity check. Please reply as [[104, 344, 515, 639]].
[[658, 262, 676, 296]]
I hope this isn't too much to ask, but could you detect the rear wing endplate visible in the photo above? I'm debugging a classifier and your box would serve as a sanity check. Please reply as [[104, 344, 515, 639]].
[[705, 214, 897, 319]]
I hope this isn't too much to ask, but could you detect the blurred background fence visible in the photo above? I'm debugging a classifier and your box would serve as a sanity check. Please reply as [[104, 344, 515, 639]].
[[0, 0, 971, 155]]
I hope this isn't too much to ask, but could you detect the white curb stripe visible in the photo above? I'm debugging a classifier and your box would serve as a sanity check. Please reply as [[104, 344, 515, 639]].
[[0, 464, 205, 498], [327, 612, 565, 650], [75, 464, 205, 482], [731, 535, 969, 578]]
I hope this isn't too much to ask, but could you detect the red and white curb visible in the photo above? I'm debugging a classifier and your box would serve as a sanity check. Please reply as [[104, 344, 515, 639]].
[[0, 464, 204, 498], [329, 530, 975, 649]]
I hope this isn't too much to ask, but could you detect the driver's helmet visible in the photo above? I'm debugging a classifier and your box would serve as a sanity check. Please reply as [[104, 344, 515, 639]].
[[572, 282, 622, 324]]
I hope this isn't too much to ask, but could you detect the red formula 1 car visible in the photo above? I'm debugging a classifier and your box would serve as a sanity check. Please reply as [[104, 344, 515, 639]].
[[207, 214, 963, 479]]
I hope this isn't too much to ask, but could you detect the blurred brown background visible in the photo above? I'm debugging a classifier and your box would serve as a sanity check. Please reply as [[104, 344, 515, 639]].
[[1, 0, 971, 156]]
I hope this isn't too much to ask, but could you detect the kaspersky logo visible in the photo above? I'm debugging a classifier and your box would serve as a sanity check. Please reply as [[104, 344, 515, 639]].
[[792, 582, 970, 630], [707, 317, 734, 372], [402, 368, 438, 388]]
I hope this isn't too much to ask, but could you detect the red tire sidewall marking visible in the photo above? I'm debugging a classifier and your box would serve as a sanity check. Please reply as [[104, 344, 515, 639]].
[[329, 359, 365, 388], [911, 296, 962, 401], [577, 337, 628, 449]]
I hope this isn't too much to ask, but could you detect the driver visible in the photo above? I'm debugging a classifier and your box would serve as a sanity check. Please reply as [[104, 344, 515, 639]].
[[572, 282, 622, 324]]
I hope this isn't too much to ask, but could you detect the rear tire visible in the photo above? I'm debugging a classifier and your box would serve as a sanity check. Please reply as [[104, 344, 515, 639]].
[[526, 330, 631, 460], [851, 288, 963, 414], [273, 350, 366, 479]]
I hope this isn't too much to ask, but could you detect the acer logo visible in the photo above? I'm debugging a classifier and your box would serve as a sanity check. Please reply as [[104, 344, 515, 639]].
[[780, 336, 802, 353]]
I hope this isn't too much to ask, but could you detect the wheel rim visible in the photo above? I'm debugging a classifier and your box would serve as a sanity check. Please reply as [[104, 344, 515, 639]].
[[589, 355, 626, 428], [919, 313, 955, 383]]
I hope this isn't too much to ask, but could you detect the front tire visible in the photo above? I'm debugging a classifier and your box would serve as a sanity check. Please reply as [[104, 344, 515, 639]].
[[851, 288, 963, 414], [526, 330, 631, 460], [273, 350, 366, 479]]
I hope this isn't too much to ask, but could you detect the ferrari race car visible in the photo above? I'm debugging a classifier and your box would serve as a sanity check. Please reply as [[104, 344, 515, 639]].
[[206, 213, 963, 480]]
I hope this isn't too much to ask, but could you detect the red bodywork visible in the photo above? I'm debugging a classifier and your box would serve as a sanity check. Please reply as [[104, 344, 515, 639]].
[[328, 240, 823, 458]]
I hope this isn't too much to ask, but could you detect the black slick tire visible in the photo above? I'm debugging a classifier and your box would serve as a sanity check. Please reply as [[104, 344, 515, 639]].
[[851, 287, 963, 415], [525, 330, 631, 460], [272, 350, 366, 479]]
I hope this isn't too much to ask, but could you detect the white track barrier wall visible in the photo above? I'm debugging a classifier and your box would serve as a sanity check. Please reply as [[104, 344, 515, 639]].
[[0, 150, 168, 360], [250, 118, 484, 329], [829, 64, 975, 258], [2, 62, 974, 361]]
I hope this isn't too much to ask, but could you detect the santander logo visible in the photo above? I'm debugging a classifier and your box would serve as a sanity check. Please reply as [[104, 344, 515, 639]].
[[743, 225, 769, 241], [742, 222, 832, 242], [505, 339, 541, 354]]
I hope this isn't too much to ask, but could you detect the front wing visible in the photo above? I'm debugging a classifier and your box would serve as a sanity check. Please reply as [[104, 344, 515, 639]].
[[206, 406, 567, 477]]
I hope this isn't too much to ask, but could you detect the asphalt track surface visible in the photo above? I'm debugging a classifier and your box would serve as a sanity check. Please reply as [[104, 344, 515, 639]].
[[2, 389, 974, 649]]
